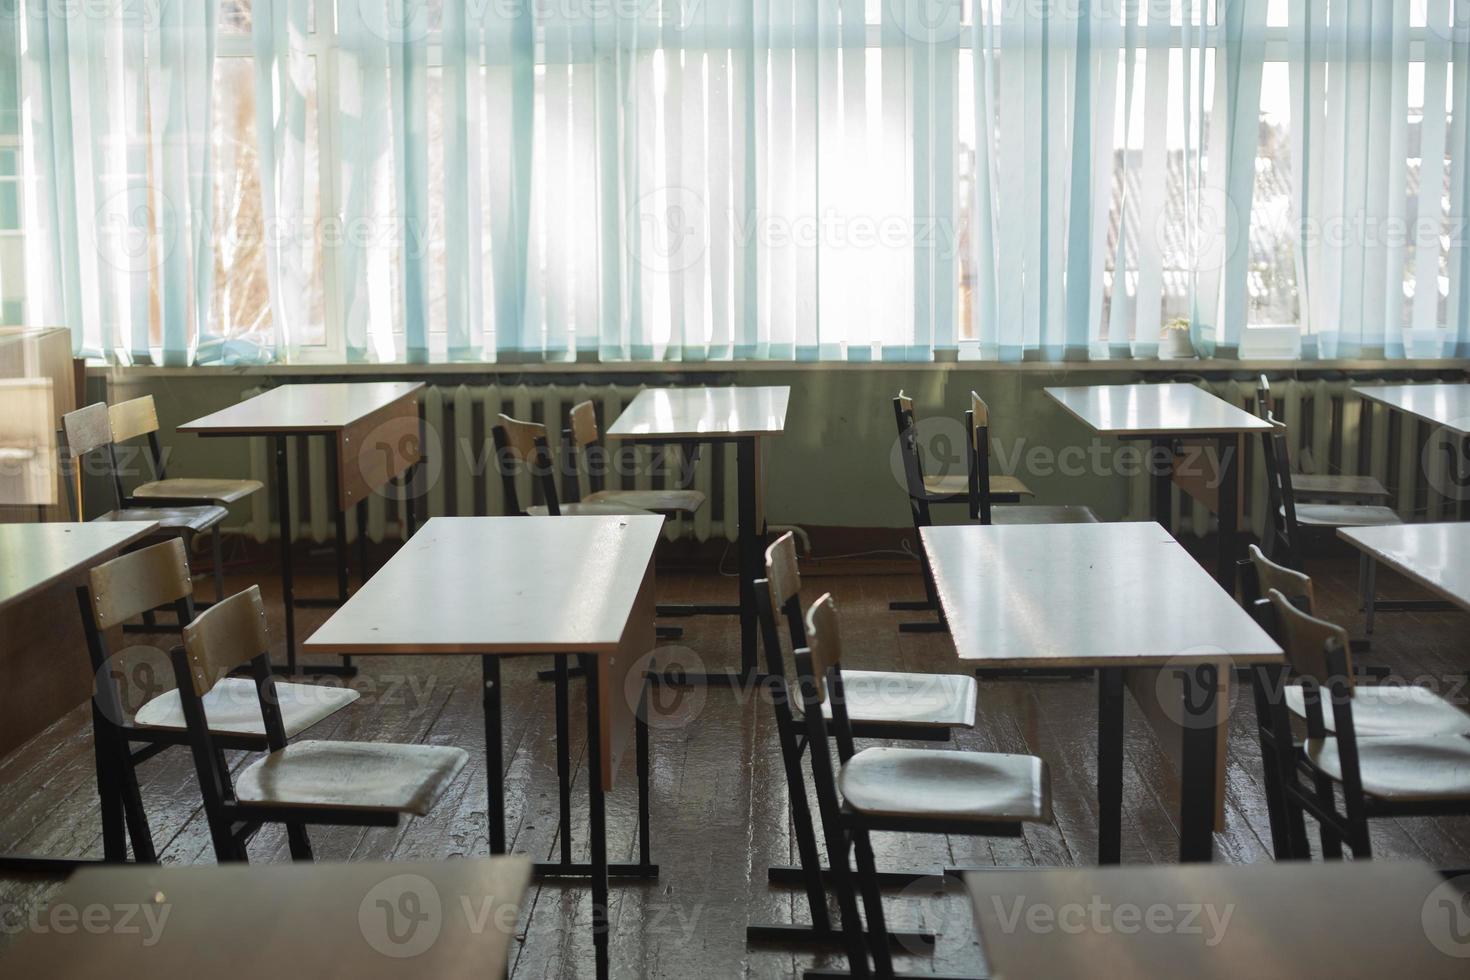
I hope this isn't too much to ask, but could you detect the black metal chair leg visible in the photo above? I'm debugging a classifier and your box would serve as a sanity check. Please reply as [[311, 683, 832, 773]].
[[117, 753, 157, 863], [555, 655, 574, 866], [636, 687, 652, 869], [824, 835, 872, 979], [286, 823, 314, 861], [851, 830, 895, 974]]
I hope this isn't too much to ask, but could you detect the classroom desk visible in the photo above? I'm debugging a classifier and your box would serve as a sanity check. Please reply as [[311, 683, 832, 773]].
[[1339, 522, 1470, 638], [1045, 383, 1272, 595], [606, 385, 789, 685], [305, 515, 662, 980], [180, 382, 425, 674], [1357, 383, 1470, 518], [0, 857, 532, 979], [0, 520, 160, 874], [965, 861, 1466, 979], [922, 521, 1283, 863]]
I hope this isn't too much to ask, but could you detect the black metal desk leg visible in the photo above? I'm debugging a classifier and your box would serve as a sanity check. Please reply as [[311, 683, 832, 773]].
[[356, 498, 369, 585], [555, 654, 574, 866], [1178, 662, 1220, 863], [736, 435, 760, 681], [1215, 435, 1240, 596], [1151, 438, 1173, 535], [330, 442, 353, 672], [274, 435, 297, 672], [582, 653, 611, 980], [1097, 668, 1124, 865], [636, 679, 652, 869], [483, 655, 506, 856]]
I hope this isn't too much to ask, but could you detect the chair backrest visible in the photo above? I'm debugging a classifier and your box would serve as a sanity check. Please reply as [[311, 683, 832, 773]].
[[757, 532, 808, 682], [179, 586, 272, 699], [1261, 589, 1364, 804], [894, 408, 931, 515], [1247, 543, 1315, 612], [893, 390, 915, 431], [803, 592, 844, 703], [795, 592, 860, 766], [1266, 587, 1352, 687], [87, 538, 194, 631], [62, 402, 113, 458], [491, 413, 560, 515], [109, 396, 161, 443], [1255, 374, 1273, 418], [568, 400, 600, 448], [966, 391, 994, 523], [1258, 415, 1302, 567], [765, 531, 802, 610]]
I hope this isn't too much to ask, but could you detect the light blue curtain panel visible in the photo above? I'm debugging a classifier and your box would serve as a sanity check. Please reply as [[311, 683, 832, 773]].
[[18, 0, 216, 364], [15, 1, 1470, 363]]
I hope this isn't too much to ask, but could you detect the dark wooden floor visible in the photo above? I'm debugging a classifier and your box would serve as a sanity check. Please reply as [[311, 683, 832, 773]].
[[1, 537, 1467, 977]]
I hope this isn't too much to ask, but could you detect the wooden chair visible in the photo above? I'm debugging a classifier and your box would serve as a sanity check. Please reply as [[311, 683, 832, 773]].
[[107, 396, 263, 507], [78, 539, 360, 862], [966, 391, 1098, 525], [565, 400, 706, 517], [1255, 377, 1390, 504], [491, 413, 655, 517], [1259, 412, 1401, 631], [1245, 545, 1470, 736], [62, 402, 231, 605], [170, 586, 467, 862], [791, 593, 1051, 976], [889, 391, 1030, 631], [748, 534, 979, 949], [1251, 589, 1470, 860]]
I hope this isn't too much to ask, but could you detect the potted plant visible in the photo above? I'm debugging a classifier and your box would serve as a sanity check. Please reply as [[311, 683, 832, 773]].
[[1160, 317, 1195, 359]]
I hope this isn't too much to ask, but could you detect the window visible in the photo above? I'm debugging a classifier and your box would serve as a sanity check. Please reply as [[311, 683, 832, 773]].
[[0, 3, 23, 325]]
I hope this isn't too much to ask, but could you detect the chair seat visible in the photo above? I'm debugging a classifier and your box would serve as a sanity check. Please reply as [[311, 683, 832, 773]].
[[584, 488, 706, 516], [794, 670, 977, 730], [526, 501, 658, 517], [839, 747, 1051, 823], [1306, 734, 1470, 802], [235, 740, 469, 815], [990, 505, 1100, 525], [923, 474, 1034, 500], [1291, 473, 1390, 504], [133, 678, 360, 738], [1289, 503, 1401, 528], [1285, 685, 1470, 737], [131, 477, 264, 505], [94, 504, 229, 534]]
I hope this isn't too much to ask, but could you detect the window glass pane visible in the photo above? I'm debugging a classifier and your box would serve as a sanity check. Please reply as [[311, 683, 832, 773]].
[[211, 55, 325, 347]]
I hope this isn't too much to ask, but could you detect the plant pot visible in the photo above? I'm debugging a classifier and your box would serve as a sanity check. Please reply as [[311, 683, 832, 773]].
[[1160, 329, 1195, 359]]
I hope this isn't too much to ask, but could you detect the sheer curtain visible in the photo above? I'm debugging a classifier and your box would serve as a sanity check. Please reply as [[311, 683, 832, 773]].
[[20, 1, 217, 364], [1291, 0, 1470, 359]]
